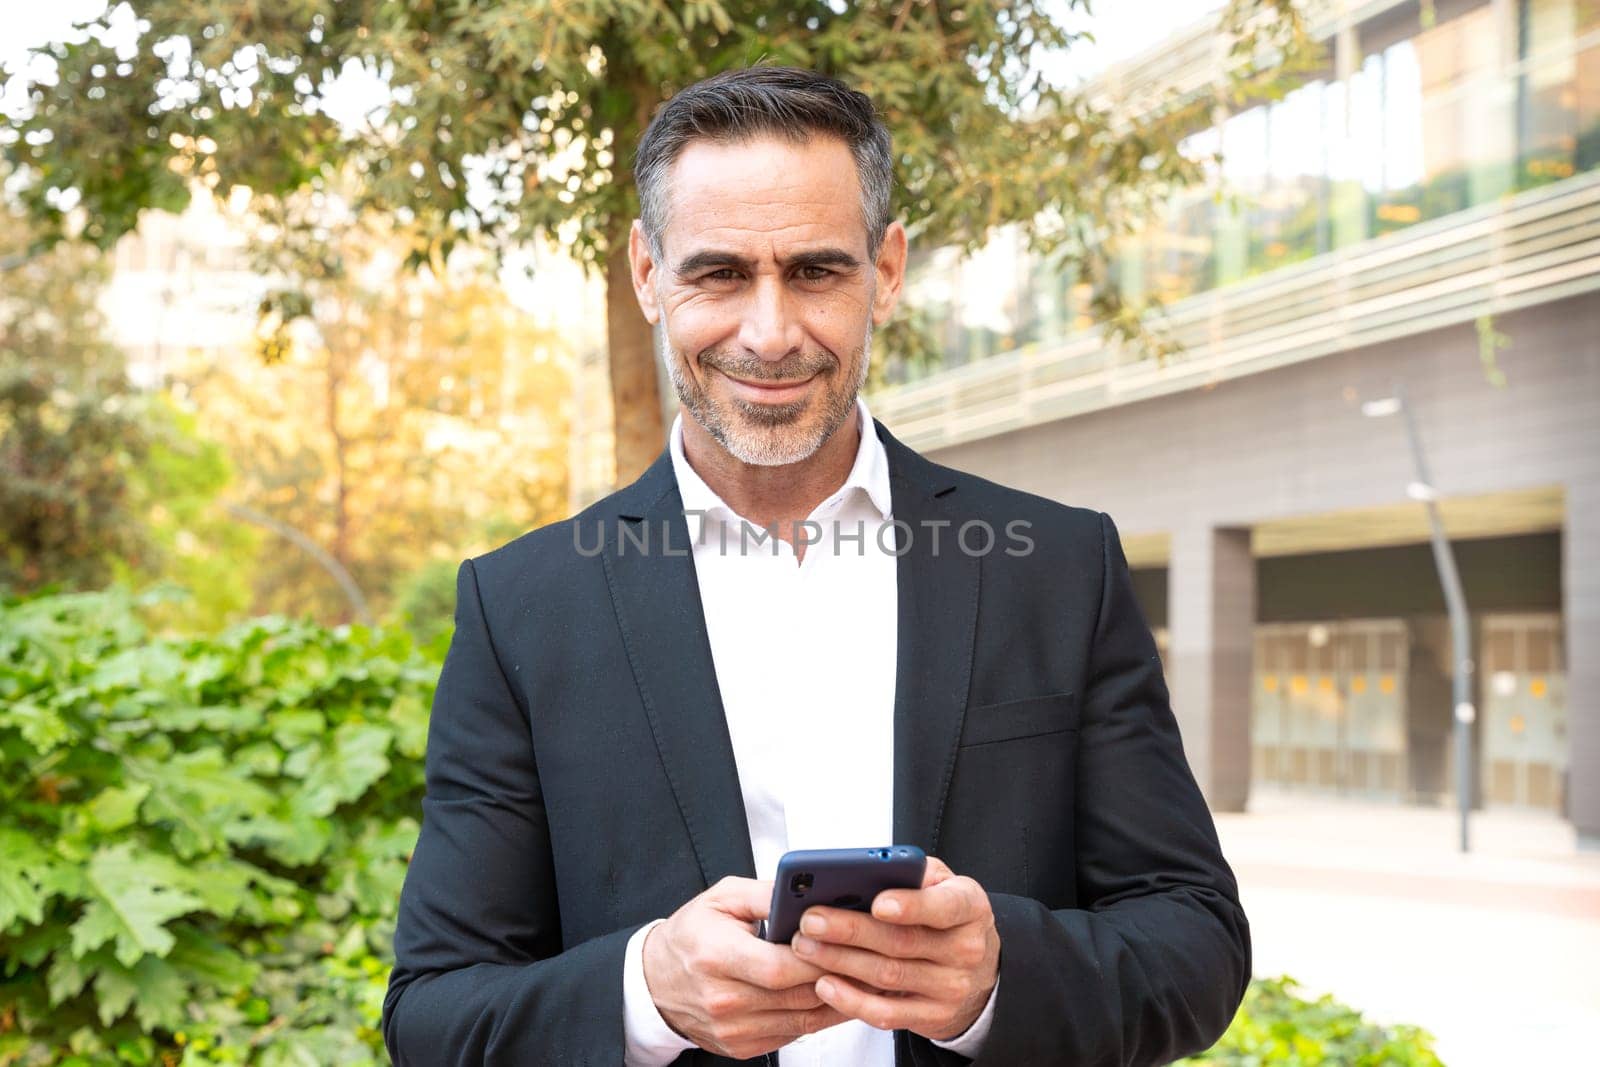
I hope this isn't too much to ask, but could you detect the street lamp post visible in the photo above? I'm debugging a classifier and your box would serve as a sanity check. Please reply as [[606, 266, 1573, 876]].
[[1361, 384, 1475, 853]]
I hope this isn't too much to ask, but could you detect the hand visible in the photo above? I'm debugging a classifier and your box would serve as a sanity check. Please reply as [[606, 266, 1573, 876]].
[[642, 875, 850, 1059], [790, 856, 1001, 1041]]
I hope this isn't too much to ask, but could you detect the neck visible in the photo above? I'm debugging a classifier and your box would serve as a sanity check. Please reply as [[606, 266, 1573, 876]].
[[680, 408, 863, 546]]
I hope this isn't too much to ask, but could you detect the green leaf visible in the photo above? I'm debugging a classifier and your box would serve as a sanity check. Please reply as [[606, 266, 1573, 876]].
[[235, 739, 285, 775], [294, 723, 393, 818], [85, 645, 184, 693], [389, 692, 429, 759], [0, 698, 73, 752], [335, 819, 419, 916], [249, 804, 335, 866], [271, 709, 328, 749], [0, 828, 56, 928], [4, 922, 69, 976], [260, 1040, 323, 1067], [128, 747, 276, 858], [167, 928, 258, 992], [93, 961, 138, 1026], [69, 844, 203, 966], [185, 856, 300, 923], [47, 950, 95, 1005], [147, 704, 251, 733], [0, 865, 45, 931], [86, 782, 151, 833], [130, 955, 189, 1031]]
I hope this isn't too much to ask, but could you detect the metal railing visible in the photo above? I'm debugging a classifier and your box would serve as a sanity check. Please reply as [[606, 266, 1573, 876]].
[[869, 169, 1600, 452]]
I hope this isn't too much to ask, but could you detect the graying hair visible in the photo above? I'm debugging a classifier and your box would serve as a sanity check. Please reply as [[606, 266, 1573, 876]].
[[634, 66, 895, 261]]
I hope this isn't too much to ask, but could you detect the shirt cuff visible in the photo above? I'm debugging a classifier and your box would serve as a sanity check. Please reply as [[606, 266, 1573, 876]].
[[623, 918, 698, 1066], [929, 975, 1000, 1058]]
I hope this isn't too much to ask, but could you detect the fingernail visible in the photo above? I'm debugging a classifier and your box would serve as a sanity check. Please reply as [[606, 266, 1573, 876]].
[[816, 978, 835, 998], [793, 935, 816, 956], [879, 898, 902, 918], [801, 914, 827, 936]]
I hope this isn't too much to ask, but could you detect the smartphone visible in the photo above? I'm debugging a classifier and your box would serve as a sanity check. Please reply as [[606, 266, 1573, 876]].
[[761, 846, 927, 944]]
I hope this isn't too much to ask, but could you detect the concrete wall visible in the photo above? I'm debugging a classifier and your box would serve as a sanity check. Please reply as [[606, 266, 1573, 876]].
[[923, 292, 1600, 841]]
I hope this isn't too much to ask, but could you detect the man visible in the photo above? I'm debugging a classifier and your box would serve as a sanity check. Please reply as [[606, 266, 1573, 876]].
[[382, 67, 1249, 1066]]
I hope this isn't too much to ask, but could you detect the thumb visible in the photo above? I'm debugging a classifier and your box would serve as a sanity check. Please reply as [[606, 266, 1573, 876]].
[[921, 855, 955, 889], [708, 876, 774, 921]]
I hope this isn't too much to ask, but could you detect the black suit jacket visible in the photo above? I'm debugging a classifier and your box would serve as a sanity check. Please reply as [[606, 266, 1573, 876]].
[[382, 418, 1249, 1066]]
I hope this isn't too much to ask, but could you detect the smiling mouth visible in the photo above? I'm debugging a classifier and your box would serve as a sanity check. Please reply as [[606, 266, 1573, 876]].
[[719, 371, 821, 405], [726, 373, 817, 389]]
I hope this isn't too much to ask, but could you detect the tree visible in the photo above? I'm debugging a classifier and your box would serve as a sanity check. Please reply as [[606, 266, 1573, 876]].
[[179, 195, 571, 625], [2, 0, 1314, 485], [0, 230, 147, 591], [0, 209, 254, 615]]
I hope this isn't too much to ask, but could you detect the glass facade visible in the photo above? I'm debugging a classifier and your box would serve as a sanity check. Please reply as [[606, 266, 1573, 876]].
[[894, 0, 1600, 383]]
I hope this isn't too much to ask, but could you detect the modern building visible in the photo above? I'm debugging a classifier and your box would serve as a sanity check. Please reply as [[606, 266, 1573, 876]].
[[103, 187, 263, 388], [865, 0, 1599, 843]]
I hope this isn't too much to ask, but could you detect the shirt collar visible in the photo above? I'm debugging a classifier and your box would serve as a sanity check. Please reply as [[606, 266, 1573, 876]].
[[668, 395, 893, 524]]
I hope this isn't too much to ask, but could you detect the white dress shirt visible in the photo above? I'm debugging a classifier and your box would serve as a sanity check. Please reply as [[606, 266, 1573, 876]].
[[621, 396, 998, 1066]]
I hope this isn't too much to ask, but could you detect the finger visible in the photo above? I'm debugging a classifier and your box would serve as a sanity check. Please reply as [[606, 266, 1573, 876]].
[[695, 976, 829, 1025], [746, 981, 831, 1013], [798, 906, 943, 960], [707, 876, 775, 921], [875, 875, 987, 930], [815, 973, 945, 1034], [874, 857, 955, 921], [697, 1004, 851, 1061], [791, 935, 964, 999], [719, 937, 831, 990], [750, 1004, 850, 1040]]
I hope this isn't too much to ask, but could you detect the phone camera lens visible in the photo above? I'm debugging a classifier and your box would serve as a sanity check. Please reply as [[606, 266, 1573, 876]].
[[790, 872, 814, 896]]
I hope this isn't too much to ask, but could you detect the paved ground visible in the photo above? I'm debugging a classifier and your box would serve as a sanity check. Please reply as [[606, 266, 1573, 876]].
[[1214, 793, 1600, 1066]]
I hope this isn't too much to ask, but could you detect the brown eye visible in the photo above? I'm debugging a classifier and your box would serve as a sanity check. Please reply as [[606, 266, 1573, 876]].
[[797, 266, 832, 282]]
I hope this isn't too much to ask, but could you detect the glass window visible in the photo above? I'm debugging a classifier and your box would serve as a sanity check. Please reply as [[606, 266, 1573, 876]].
[[1526, 0, 1600, 53], [1354, 3, 1505, 236], [1520, 0, 1600, 185], [1221, 105, 1270, 191], [1217, 105, 1269, 284], [1257, 80, 1331, 271], [1580, 41, 1600, 172]]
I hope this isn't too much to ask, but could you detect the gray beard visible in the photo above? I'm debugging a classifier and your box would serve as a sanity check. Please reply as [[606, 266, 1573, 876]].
[[659, 320, 872, 467]]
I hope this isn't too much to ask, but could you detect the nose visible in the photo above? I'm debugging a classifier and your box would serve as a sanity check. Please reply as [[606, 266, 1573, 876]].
[[736, 273, 804, 367]]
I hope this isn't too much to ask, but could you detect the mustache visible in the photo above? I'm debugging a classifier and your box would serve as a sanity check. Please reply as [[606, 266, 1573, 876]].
[[698, 350, 835, 382]]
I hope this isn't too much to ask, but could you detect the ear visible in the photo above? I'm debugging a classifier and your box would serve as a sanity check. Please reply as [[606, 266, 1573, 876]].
[[870, 220, 908, 327], [629, 219, 662, 326]]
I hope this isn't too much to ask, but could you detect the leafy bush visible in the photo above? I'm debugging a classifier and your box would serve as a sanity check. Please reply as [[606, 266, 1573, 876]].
[[389, 560, 458, 658], [1183, 975, 1446, 1066], [0, 589, 438, 1066]]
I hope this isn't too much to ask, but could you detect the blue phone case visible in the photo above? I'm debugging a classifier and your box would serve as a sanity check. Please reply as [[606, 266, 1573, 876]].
[[762, 846, 927, 944]]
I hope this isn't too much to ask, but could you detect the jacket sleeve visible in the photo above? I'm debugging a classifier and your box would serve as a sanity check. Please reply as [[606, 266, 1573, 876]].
[[906, 510, 1251, 1067], [382, 558, 640, 1066]]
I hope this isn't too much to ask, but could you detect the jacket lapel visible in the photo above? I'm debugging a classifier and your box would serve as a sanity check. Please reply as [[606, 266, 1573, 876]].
[[601, 451, 757, 888], [874, 420, 982, 858]]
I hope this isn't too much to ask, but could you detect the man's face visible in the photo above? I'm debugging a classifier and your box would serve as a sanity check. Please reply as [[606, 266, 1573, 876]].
[[630, 134, 906, 466]]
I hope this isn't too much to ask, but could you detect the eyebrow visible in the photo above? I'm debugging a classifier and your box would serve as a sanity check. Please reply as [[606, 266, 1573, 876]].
[[674, 247, 864, 277]]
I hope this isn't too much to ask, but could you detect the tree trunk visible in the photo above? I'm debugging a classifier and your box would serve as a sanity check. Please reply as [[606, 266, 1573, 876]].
[[605, 243, 664, 487]]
